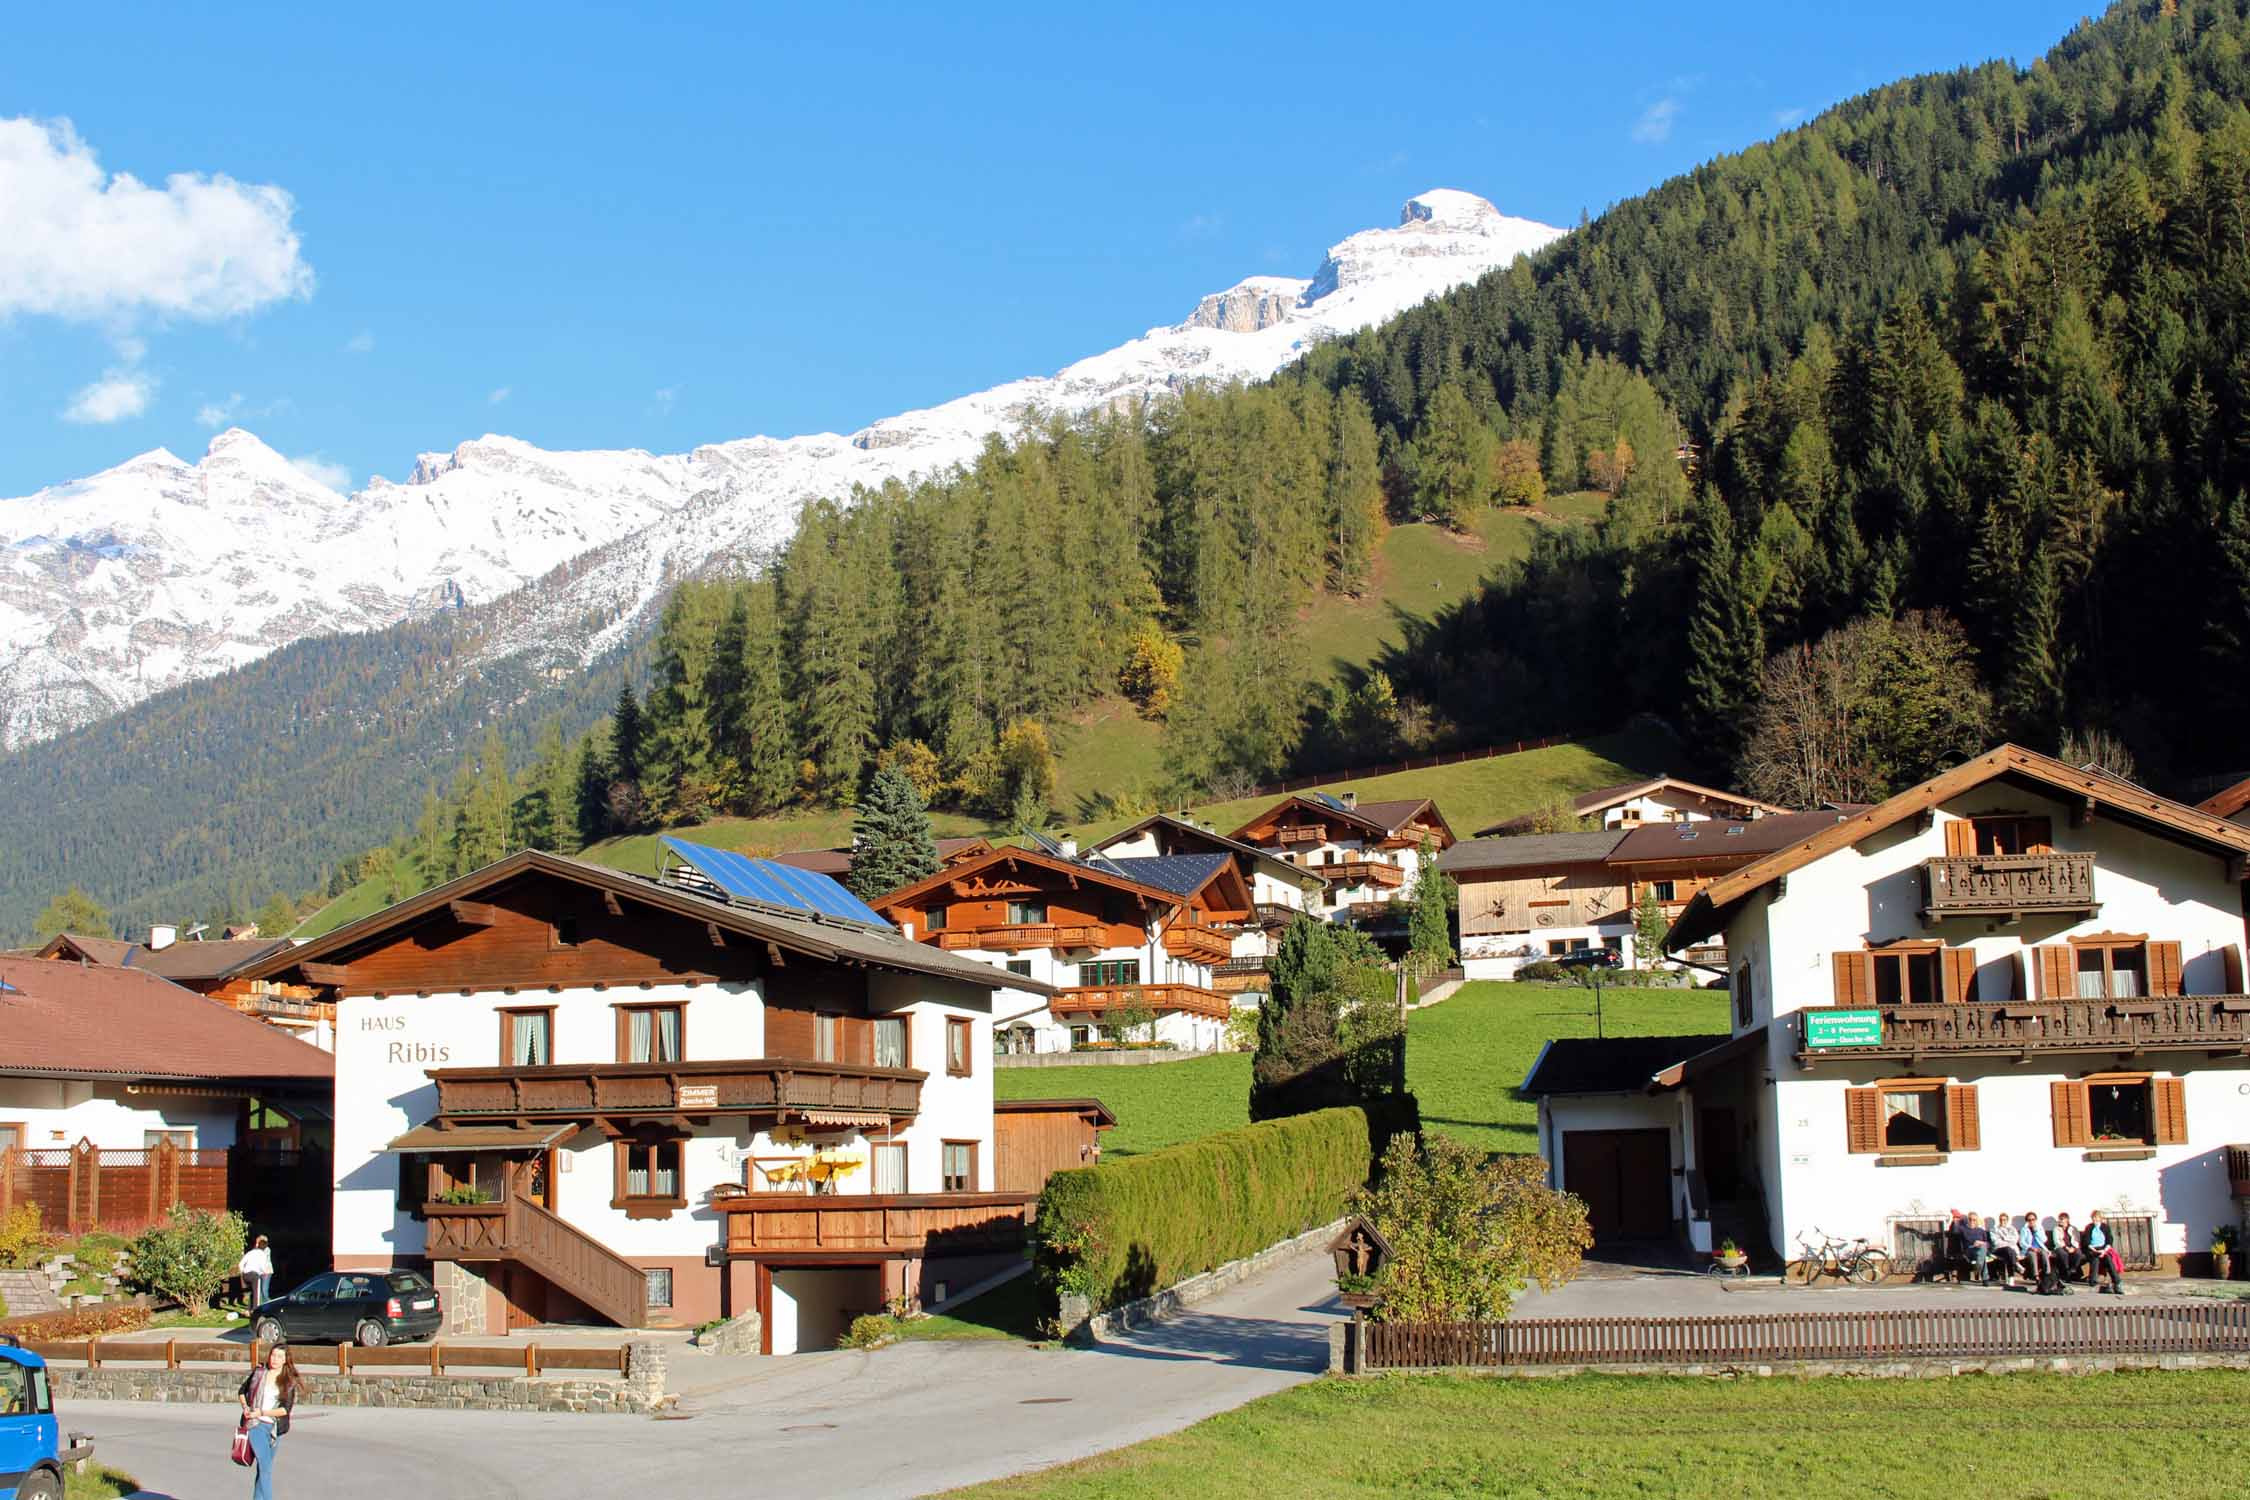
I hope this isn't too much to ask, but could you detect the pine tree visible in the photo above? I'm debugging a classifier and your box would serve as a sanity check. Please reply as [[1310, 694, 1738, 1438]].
[[1327, 389, 1384, 590], [1682, 497, 1764, 761], [451, 727, 512, 874], [739, 585, 798, 815], [1633, 886, 1668, 970], [610, 684, 646, 789], [1405, 840, 1456, 977], [702, 592, 751, 810], [573, 736, 613, 844], [846, 767, 941, 901]]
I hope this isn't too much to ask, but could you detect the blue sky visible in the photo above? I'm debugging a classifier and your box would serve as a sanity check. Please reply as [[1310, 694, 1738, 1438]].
[[0, 2, 2086, 496]]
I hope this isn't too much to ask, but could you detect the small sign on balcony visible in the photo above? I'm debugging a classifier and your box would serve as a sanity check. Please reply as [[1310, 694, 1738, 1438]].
[[1805, 1009, 1883, 1049], [677, 1083, 720, 1110]]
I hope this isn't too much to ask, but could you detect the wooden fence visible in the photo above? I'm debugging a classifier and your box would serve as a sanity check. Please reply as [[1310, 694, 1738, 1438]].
[[0, 1140, 228, 1235], [26, 1337, 627, 1377], [1361, 1301, 2250, 1371]]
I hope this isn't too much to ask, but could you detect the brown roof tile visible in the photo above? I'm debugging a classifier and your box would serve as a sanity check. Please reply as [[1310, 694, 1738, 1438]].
[[0, 956, 332, 1082]]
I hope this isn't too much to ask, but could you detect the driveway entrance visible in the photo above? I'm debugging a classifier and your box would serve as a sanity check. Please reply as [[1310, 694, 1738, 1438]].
[[1562, 1128, 1670, 1240]]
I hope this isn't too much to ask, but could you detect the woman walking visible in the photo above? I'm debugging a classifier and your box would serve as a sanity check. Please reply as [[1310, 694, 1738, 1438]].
[[238, 1235, 274, 1310], [238, 1342, 300, 1500]]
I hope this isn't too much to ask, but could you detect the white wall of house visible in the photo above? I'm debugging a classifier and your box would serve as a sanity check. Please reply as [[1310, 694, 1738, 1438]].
[[1721, 783, 2250, 1263], [0, 1079, 239, 1152], [945, 932, 1219, 1055], [1462, 916, 1635, 978]]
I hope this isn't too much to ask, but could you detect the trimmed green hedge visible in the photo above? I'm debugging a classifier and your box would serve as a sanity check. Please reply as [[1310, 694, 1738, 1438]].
[[1032, 1105, 1376, 1315]]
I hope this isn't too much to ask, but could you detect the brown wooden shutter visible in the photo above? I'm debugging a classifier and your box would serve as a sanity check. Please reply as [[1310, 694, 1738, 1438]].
[[1942, 818, 1976, 857], [2050, 1080, 2092, 1148], [2008, 950, 2028, 1001], [2034, 945, 2074, 1001], [1945, 1085, 1981, 1151], [2148, 940, 2183, 997], [1940, 948, 1978, 1003], [1844, 1087, 1883, 1153], [1831, 952, 1873, 1006], [2152, 1077, 2188, 1145], [2224, 943, 2245, 995]]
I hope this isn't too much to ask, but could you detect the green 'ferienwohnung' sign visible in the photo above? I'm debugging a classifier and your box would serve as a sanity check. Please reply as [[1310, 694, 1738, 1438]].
[[1805, 1009, 1883, 1048]]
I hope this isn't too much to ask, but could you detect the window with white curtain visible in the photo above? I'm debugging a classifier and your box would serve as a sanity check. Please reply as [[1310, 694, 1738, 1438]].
[[873, 1142, 907, 1194], [505, 1011, 551, 1066], [626, 1006, 682, 1063], [873, 1017, 907, 1069]]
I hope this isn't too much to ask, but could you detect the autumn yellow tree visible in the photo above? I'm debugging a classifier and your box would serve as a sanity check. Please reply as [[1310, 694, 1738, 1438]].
[[1492, 438, 1546, 507], [1118, 624, 1186, 718]]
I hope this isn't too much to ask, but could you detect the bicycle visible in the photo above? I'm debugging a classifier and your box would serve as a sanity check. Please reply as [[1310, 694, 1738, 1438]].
[[1784, 1228, 1894, 1287]]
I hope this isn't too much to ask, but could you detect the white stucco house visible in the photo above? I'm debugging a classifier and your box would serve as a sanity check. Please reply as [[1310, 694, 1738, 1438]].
[[1523, 746, 2250, 1275]]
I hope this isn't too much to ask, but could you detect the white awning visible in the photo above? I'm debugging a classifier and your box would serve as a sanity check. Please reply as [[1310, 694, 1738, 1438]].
[[381, 1122, 578, 1152], [796, 1109, 892, 1128]]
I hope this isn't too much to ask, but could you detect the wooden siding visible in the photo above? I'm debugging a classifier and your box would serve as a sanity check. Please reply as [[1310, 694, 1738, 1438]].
[[1051, 983, 1230, 1021], [1458, 862, 1627, 937], [994, 1108, 1104, 1192], [716, 1191, 1034, 1255], [429, 1058, 924, 1122]]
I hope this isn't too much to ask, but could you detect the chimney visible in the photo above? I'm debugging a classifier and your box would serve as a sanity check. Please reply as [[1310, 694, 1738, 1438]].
[[148, 924, 178, 951], [1339, 791, 1357, 811], [1060, 837, 1079, 859]]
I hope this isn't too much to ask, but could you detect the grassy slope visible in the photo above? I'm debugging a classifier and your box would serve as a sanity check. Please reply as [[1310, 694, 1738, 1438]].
[[993, 981, 1729, 1158], [944, 1371, 2250, 1499], [301, 502, 1641, 938]]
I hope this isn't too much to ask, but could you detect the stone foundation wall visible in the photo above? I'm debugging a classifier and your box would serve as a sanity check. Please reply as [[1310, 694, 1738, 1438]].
[[1061, 1218, 1347, 1344], [49, 1341, 667, 1415], [438, 1260, 491, 1337]]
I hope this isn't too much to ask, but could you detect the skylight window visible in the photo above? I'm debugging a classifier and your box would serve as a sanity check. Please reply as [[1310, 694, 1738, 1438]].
[[1677, 828, 1699, 840]]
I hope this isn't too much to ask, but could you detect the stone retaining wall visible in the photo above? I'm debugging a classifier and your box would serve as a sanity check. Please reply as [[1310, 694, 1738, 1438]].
[[1062, 1218, 1347, 1344], [49, 1341, 667, 1414]]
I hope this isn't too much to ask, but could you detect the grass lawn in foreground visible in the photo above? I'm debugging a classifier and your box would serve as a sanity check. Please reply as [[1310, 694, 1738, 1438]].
[[994, 1054, 1251, 1158], [895, 1270, 1045, 1343], [945, 1370, 2250, 1499], [1406, 981, 1729, 1154], [66, 1464, 141, 1500]]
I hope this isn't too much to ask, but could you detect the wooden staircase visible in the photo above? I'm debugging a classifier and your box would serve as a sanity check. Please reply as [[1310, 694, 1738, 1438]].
[[425, 1193, 650, 1329]]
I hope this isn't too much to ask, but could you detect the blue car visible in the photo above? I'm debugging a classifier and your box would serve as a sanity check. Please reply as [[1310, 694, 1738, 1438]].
[[0, 1335, 94, 1500]]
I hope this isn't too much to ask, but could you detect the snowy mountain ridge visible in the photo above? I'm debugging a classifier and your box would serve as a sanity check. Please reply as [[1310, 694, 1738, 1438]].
[[0, 190, 1564, 751]]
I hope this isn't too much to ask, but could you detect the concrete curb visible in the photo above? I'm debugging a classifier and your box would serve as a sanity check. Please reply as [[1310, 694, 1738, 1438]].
[[1065, 1218, 1345, 1345]]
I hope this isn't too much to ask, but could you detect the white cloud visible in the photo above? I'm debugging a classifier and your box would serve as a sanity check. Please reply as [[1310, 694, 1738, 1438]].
[[0, 116, 312, 323], [1775, 106, 1805, 128], [488, 386, 511, 405], [63, 368, 155, 424], [287, 453, 351, 490], [1632, 98, 1680, 145], [653, 385, 678, 413], [344, 330, 374, 354], [195, 392, 243, 428]]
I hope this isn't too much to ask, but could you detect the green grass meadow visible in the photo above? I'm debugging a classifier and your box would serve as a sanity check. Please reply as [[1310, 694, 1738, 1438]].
[[945, 1370, 2250, 1499]]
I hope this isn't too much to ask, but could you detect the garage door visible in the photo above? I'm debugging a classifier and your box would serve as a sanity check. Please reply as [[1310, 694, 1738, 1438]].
[[1562, 1129, 1672, 1241]]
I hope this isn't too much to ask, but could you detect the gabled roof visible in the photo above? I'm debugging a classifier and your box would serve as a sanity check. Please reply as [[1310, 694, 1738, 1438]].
[[1663, 744, 2250, 950], [772, 837, 993, 879], [35, 933, 290, 985], [0, 956, 331, 1083], [871, 843, 1196, 913], [1229, 793, 1452, 845], [1094, 814, 1326, 890], [233, 849, 1048, 995], [1436, 831, 1625, 875], [1519, 1034, 1729, 1096], [1605, 807, 1869, 866], [1097, 853, 1234, 898], [993, 1097, 1118, 1128], [2198, 774, 2250, 825], [1473, 776, 1792, 836]]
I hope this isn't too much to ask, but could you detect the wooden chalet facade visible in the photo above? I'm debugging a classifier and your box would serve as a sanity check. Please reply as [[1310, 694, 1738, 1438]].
[[1092, 814, 1327, 1006], [873, 844, 1252, 1053], [232, 849, 1040, 1350], [1227, 793, 1453, 928]]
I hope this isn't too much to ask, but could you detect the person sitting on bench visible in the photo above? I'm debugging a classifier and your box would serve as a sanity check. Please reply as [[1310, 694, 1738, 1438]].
[[2081, 1210, 2125, 1295], [1989, 1212, 2024, 1287], [2053, 1213, 2083, 1284], [1960, 1213, 1992, 1284], [2021, 1211, 2056, 1292]]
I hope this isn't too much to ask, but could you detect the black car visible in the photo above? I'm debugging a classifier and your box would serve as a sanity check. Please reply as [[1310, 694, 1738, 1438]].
[[251, 1270, 442, 1348], [1553, 947, 1623, 970]]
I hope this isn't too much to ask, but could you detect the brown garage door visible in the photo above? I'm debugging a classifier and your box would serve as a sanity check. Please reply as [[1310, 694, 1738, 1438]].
[[1562, 1129, 1672, 1241]]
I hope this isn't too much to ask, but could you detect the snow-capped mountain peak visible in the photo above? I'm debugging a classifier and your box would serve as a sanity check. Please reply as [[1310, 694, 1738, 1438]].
[[0, 191, 1566, 751]]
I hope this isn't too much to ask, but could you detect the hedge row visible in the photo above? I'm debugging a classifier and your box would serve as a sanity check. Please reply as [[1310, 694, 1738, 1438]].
[[0, 1302, 151, 1340], [1032, 1104, 1380, 1315]]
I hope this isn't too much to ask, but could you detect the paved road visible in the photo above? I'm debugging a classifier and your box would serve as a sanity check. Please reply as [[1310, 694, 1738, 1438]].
[[71, 1250, 1343, 1500]]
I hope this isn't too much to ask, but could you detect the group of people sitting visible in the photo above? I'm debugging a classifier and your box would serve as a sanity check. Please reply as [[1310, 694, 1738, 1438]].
[[1943, 1208, 2127, 1295]]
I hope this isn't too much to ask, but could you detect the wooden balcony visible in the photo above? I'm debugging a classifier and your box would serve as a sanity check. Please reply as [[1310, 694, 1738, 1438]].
[[714, 1189, 1036, 1257], [1212, 956, 1269, 993], [936, 923, 1103, 952], [2229, 1144, 2250, 1199], [1325, 860, 1405, 889], [424, 1193, 648, 1327], [1052, 983, 1230, 1021], [1163, 926, 1233, 964], [1251, 901, 1303, 925], [429, 1058, 923, 1124], [1920, 852, 2097, 921], [1795, 996, 2250, 1062], [1274, 826, 1324, 846]]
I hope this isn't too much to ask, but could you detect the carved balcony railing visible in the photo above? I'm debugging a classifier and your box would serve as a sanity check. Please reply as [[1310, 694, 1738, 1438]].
[[936, 923, 1104, 952], [428, 1058, 923, 1124], [1212, 956, 1271, 993], [1163, 926, 1234, 964], [1324, 860, 1405, 889], [1795, 996, 2250, 1062], [2228, 1144, 2250, 1199], [1919, 852, 2098, 920], [713, 1189, 1036, 1256], [1052, 983, 1231, 1021], [1273, 827, 1324, 846]]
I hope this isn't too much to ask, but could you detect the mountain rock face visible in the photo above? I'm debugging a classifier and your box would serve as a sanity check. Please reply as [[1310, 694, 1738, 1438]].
[[0, 191, 1564, 751]]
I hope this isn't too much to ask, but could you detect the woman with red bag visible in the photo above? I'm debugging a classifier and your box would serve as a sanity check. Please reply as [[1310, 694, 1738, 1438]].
[[236, 1342, 301, 1499]]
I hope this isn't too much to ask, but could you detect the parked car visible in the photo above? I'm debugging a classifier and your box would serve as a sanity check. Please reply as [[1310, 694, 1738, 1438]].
[[1553, 947, 1623, 971], [0, 1334, 94, 1500], [251, 1269, 443, 1347]]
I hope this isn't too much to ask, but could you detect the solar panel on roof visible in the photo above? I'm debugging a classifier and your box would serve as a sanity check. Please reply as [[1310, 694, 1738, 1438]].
[[1310, 792, 1349, 813], [659, 836, 893, 929], [1026, 831, 1067, 859]]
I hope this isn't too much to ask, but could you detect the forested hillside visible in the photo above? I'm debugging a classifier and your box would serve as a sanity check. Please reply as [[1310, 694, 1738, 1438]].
[[11, 0, 2248, 941]]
